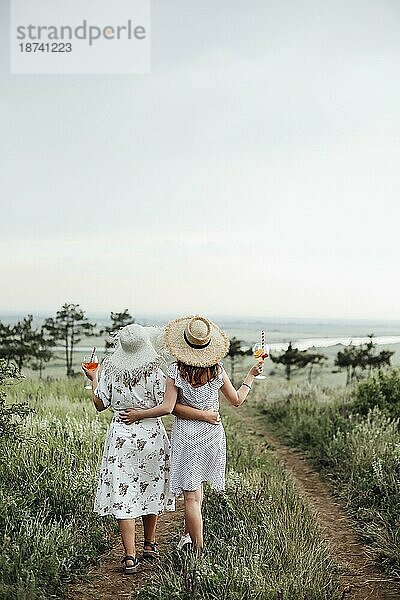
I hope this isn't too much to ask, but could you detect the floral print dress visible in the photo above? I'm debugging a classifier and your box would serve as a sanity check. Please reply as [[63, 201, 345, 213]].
[[94, 365, 175, 519]]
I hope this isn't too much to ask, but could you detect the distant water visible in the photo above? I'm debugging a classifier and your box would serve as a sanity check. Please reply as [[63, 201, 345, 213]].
[[72, 335, 400, 354], [218, 318, 400, 350], [267, 336, 400, 352]]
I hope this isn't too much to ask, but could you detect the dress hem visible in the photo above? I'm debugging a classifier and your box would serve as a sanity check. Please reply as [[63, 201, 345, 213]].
[[94, 505, 176, 519], [170, 480, 225, 496]]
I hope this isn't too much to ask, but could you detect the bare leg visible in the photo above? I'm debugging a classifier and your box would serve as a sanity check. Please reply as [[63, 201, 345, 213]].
[[118, 519, 136, 566], [184, 486, 203, 533], [183, 487, 203, 549], [142, 514, 157, 545]]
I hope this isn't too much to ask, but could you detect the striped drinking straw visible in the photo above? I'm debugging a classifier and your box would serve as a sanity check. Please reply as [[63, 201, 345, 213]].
[[261, 330, 265, 350]]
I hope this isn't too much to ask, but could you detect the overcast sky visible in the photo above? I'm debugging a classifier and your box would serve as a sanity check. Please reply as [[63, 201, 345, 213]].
[[1, 0, 400, 319]]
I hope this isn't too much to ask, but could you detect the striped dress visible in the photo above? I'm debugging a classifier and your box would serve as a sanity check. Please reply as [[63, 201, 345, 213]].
[[167, 362, 226, 495]]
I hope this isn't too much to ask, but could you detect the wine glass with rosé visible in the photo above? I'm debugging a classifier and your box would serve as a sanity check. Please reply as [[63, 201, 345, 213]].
[[252, 341, 269, 380], [82, 349, 99, 389]]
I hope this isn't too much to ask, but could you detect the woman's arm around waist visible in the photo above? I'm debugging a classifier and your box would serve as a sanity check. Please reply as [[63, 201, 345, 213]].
[[173, 403, 221, 425], [120, 376, 177, 424]]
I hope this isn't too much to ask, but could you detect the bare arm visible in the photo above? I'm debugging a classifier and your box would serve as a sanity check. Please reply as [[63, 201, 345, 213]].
[[173, 402, 221, 424], [120, 377, 178, 424], [82, 365, 107, 412], [220, 363, 263, 407], [91, 375, 108, 412]]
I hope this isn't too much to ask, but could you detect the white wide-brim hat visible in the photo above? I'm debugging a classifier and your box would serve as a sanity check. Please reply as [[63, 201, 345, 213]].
[[105, 324, 165, 380], [164, 315, 230, 367]]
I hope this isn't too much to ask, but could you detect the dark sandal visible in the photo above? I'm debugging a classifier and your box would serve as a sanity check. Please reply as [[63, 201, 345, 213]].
[[121, 555, 140, 574], [143, 541, 159, 559]]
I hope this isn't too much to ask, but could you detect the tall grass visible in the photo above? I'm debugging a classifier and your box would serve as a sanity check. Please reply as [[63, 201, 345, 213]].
[[138, 405, 340, 600], [1, 379, 343, 599], [0, 380, 114, 600], [261, 372, 400, 577]]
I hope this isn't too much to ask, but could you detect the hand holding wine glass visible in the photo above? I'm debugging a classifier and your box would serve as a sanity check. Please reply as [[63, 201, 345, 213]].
[[252, 331, 269, 381]]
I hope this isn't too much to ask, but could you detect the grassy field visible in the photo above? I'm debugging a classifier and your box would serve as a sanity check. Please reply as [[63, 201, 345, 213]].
[[2, 360, 399, 598], [1, 376, 341, 600], [0, 379, 115, 600], [260, 370, 400, 578]]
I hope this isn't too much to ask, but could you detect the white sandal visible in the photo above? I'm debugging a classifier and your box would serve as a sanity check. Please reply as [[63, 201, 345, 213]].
[[177, 533, 192, 550]]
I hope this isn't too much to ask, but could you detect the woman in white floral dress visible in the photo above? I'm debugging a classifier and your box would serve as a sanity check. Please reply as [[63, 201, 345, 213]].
[[83, 324, 176, 574]]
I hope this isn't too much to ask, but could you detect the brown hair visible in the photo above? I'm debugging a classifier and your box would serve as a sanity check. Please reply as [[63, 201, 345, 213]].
[[177, 361, 220, 387]]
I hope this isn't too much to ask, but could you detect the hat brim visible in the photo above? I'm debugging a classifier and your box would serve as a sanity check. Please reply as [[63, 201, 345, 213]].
[[107, 344, 159, 372], [164, 316, 230, 367], [107, 326, 164, 372]]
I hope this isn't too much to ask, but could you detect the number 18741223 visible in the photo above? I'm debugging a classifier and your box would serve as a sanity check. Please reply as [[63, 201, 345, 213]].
[[19, 42, 72, 52]]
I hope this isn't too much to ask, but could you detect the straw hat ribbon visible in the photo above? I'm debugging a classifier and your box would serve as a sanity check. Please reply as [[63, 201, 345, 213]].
[[164, 315, 229, 367]]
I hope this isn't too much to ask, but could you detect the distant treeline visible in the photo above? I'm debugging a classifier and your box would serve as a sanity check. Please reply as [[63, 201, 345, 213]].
[[228, 335, 394, 385], [0, 303, 135, 377], [0, 305, 395, 383]]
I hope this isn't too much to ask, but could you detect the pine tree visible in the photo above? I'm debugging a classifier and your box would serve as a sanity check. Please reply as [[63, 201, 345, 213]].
[[44, 304, 95, 376], [0, 316, 53, 374], [296, 351, 327, 383], [270, 342, 301, 381], [334, 344, 358, 384], [0, 321, 15, 363], [103, 309, 135, 351], [30, 327, 54, 379], [335, 335, 394, 384]]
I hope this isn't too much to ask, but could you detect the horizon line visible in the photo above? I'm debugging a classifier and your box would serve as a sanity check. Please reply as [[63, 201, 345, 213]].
[[1, 310, 400, 325]]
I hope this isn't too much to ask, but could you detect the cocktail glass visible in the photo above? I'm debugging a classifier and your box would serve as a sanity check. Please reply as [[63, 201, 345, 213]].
[[252, 342, 269, 380], [82, 354, 99, 390]]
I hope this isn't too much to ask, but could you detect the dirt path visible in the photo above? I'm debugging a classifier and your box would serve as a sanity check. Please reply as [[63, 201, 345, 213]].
[[243, 406, 400, 600], [67, 499, 184, 600]]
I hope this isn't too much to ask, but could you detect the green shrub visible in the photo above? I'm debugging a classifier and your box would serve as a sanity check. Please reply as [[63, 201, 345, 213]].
[[351, 369, 400, 418], [326, 407, 400, 573], [0, 360, 31, 441]]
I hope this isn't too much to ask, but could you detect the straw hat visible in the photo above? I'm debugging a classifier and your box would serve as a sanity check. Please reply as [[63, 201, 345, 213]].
[[106, 324, 164, 375], [164, 315, 230, 367]]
